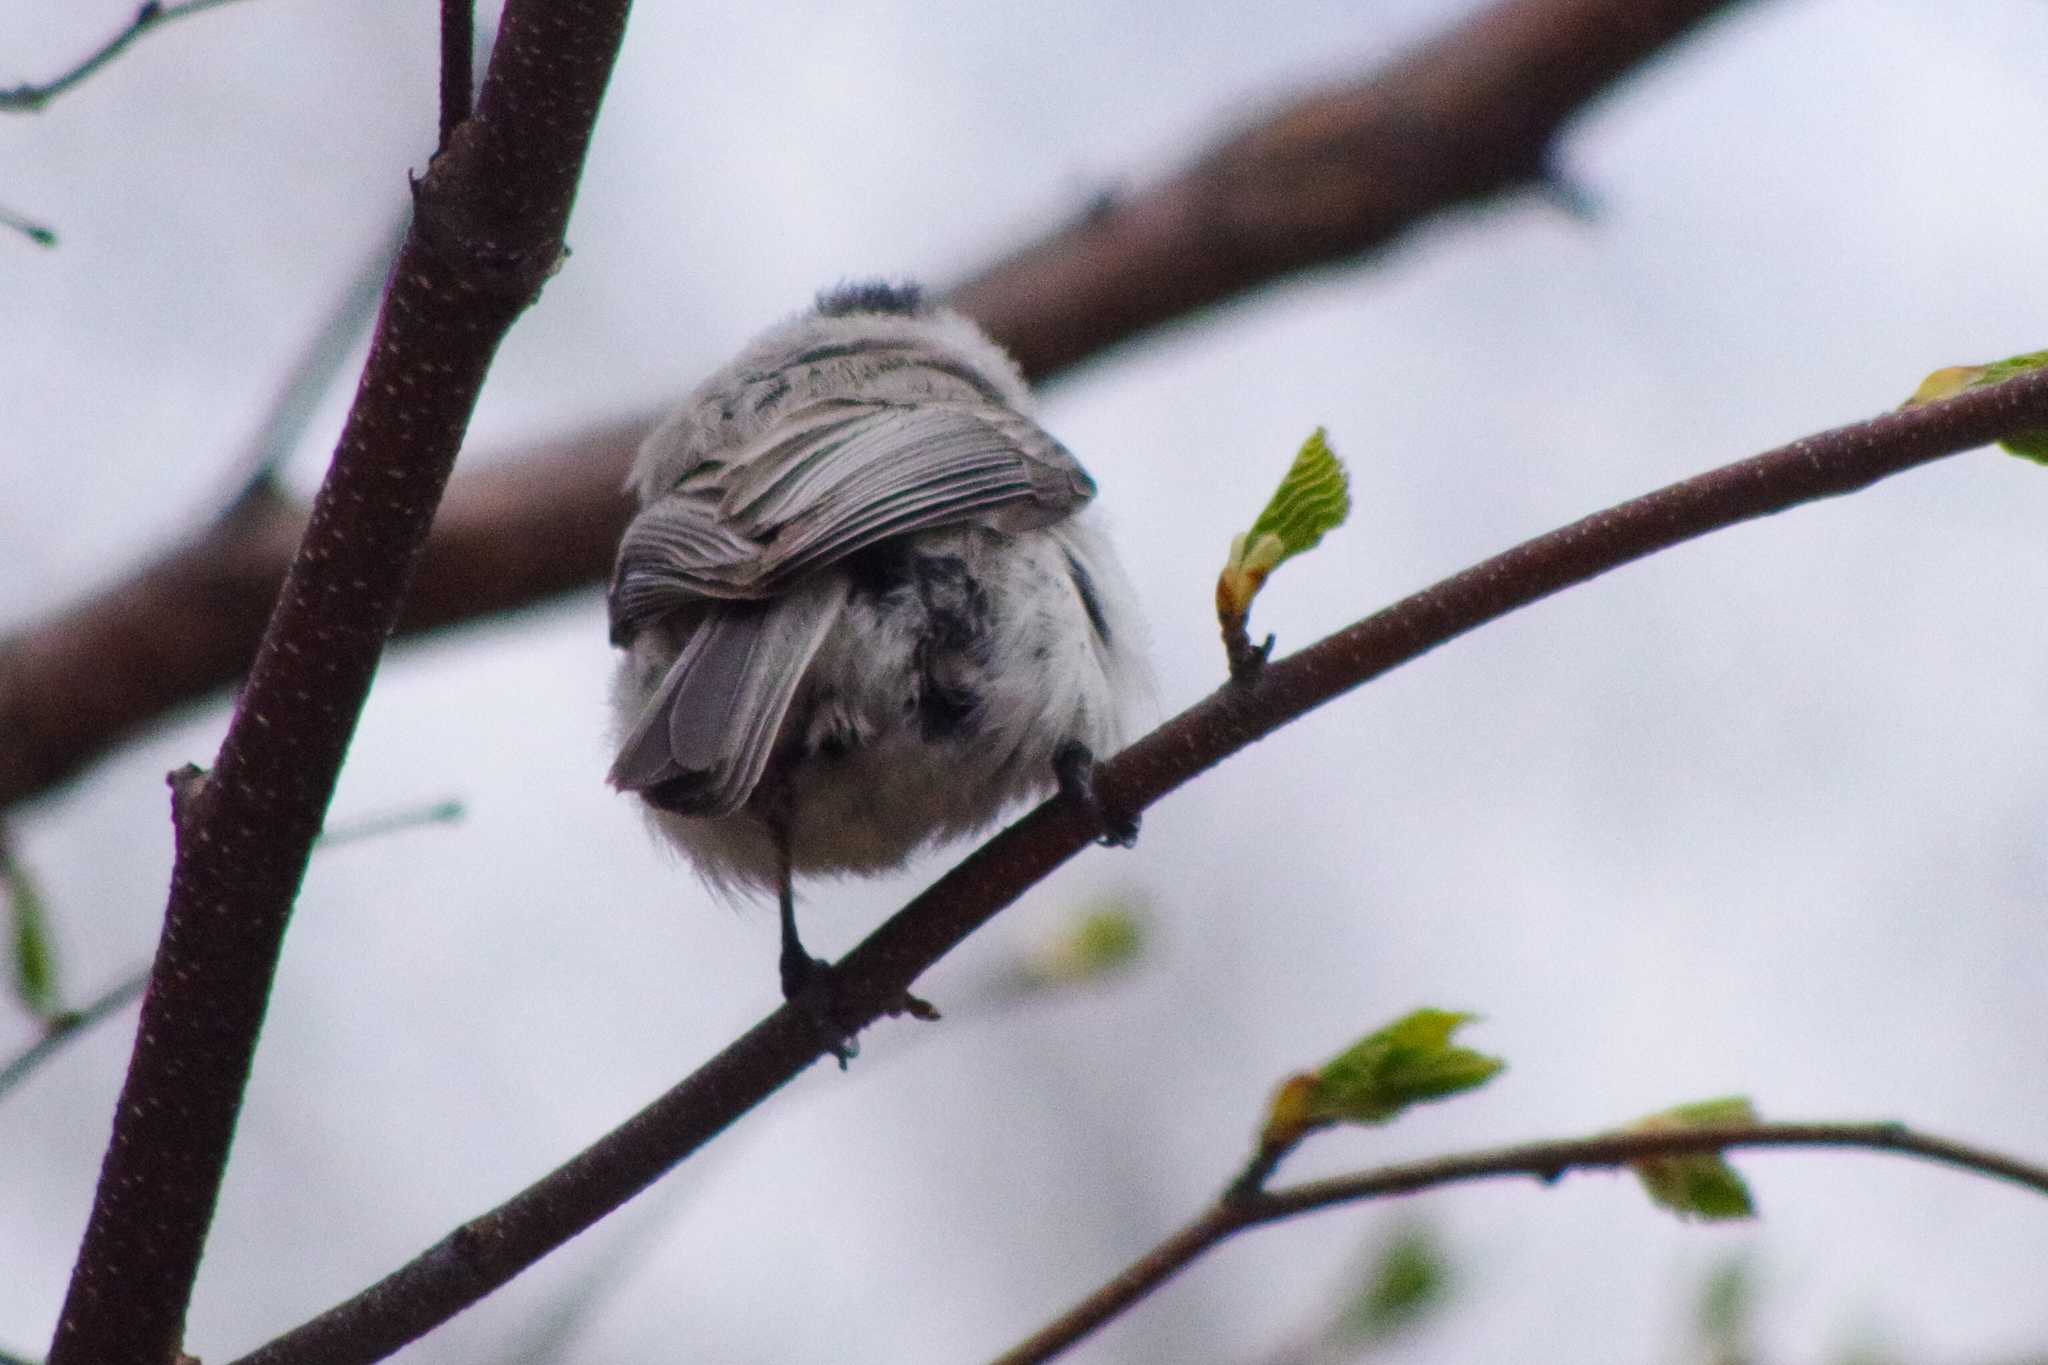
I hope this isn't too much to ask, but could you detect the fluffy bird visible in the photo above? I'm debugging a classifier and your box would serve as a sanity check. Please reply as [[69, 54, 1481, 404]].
[[607, 283, 1145, 1047]]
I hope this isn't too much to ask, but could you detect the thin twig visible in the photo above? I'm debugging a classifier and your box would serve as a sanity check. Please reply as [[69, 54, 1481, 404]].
[[0, 202, 58, 247], [439, 0, 473, 150], [0, 0, 1754, 814], [0, 969, 147, 1102], [990, 1122, 2048, 1364], [0, 798, 460, 1107], [319, 798, 465, 850], [213, 211, 410, 518], [0, 0, 257, 113], [228, 364, 2048, 1365], [43, 4, 633, 1362]]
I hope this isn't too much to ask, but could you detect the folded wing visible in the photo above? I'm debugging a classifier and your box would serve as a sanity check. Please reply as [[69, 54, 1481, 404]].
[[608, 576, 849, 814], [609, 399, 1093, 634], [608, 397, 1094, 814]]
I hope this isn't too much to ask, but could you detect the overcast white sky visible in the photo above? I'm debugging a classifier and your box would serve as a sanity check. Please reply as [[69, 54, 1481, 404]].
[[4, 1, 2047, 1361]]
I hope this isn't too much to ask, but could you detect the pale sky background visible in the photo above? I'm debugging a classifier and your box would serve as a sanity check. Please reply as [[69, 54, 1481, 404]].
[[4, 1, 2047, 1362]]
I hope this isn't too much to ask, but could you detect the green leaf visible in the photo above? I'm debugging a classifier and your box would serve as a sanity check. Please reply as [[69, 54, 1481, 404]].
[[1906, 349, 2048, 463], [1017, 901, 1148, 988], [6, 853, 60, 1020], [1336, 1222, 1454, 1346], [1064, 905, 1144, 976], [1247, 427, 1351, 560], [1218, 428, 1351, 617], [1628, 1096, 1759, 1222], [1307, 1009, 1504, 1126], [1695, 1253, 1758, 1354]]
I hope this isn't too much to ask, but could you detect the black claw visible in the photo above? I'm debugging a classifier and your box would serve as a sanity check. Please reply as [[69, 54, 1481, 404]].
[[781, 947, 860, 1067], [1054, 740, 1141, 848]]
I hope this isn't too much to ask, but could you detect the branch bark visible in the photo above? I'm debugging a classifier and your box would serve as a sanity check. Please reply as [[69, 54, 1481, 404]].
[[43, 4, 633, 1361], [0, 0, 1751, 815], [991, 1121, 2048, 1365], [227, 363, 2048, 1365]]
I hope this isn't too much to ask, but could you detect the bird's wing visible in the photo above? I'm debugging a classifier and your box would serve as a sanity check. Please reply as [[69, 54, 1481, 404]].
[[606, 398, 1095, 636], [607, 575, 849, 815]]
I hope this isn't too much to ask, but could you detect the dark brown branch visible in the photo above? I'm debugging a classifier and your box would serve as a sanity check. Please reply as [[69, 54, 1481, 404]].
[[439, 0, 473, 150], [0, 0, 257, 113], [43, 4, 633, 1362], [945, 0, 1740, 380], [228, 363, 2048, 1365], [992, 1122, 2048, 1365], [0, 0, 1751, 814]]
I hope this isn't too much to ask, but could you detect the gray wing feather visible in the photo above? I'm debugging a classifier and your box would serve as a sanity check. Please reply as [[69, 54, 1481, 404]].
[[606, 396, 1092, 814], [607, 399, 1094, 633], [608, 576, 849, 815]]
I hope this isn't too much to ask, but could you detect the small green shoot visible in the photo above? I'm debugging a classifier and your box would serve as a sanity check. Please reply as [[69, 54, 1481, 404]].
[[1906, 350, 2048, 463], [1217, 427, 1351, 676], [1263, 1009, 1503, 1148], [1016, 901, 1148, 990], [1627, 1096, 1760, 1222], [5, 851, 60, 1021], [1335, 1221, 1455, 1347]]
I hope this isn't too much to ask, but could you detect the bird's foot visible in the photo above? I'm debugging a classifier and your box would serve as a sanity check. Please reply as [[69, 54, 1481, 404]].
[[1054, 740, 1140, 848], [780, 947, 940, 1068], [781, 945, 861, 1067]]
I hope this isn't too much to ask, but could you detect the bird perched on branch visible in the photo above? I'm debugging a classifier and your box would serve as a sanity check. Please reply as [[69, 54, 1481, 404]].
[[607, 282, 1145, 1057]]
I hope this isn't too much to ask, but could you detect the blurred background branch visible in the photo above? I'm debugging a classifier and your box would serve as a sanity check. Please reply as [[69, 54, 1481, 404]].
[[0, 0, 258, 113], [0, 0, 1750, 816]]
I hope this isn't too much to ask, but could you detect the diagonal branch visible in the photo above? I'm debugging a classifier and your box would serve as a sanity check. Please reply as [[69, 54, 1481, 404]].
[[43, 4, 634, 1362], [227, 362, 2048, 1365], [0, 0, 1754, 814], [991, 1121, 2048, 1365]]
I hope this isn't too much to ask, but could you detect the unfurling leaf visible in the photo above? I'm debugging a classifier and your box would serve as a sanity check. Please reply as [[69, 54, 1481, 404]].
[[1906, 349, 2048, 463], [1628, 1095, 1760, 1222], [5, 852, 60, 1020], [1302, 1009, 1504, 1128], [1217, 427, 1352, 621]]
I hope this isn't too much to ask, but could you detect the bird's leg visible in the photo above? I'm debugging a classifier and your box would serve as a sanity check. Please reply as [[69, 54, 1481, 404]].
[[769, 810, 859, 1067], [1054, 740, 1140, 848]]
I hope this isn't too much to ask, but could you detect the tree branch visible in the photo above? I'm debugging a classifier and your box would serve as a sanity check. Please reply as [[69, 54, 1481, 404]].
[[226, 363, 2048, 1365], [945, 0, 1740, 381], [43, 3, 633, 1362], [0, 0, 1752, 814], [991, 1121, 2048, 1365], [0, 0, 257, 113], [439, 0, 473, 150]]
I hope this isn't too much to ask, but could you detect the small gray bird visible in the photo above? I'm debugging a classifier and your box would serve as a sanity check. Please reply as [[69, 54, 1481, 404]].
[[607, 283, 1145, 1047]]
